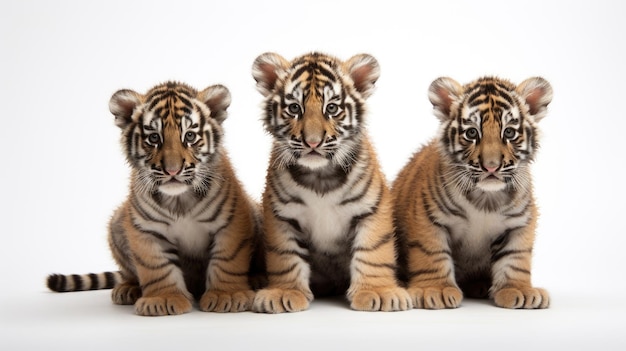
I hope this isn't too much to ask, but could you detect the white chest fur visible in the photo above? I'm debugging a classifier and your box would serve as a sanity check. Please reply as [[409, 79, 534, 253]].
[[164, 216, 213, 255], [275, 174, 371, 254], [445, 196, 529, 258]]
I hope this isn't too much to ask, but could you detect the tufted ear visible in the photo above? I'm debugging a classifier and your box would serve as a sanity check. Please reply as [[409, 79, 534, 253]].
[[344, 54, 380, 99], [109, 89, 143, 129], [516, 77, 553, 121], [252, 52, 289, 97], [428, 77, 463, 122], [198, 84, 231, 125]]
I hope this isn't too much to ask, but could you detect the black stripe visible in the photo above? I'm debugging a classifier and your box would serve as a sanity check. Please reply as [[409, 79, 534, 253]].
[[130, 196, 169, 225], [406, 240, 452, 257], [199, 182, 231, 223], [491, 248, 532, 263], [131, 220, 174, 246], [266, 262, 299, 276], [508, 266, 531, 275], [275, 213, 302, 233], [354, 257, 395, 270], [88, 273, 99, 290], [72, 274, 83, 291], [340, 171, 373, 205], [132, 253, 174, 270], [270, 175, 304, 205], [353, 232, 393, 252], [212, 238, 252, 261], [104, 272, 116, 289], [409, 269, 452, 282], [140, 269, 173, 290]]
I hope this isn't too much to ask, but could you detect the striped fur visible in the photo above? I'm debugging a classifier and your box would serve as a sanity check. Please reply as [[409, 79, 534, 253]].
[[47, 82, 262, 316], [392, 76, 552, 309], [251, 52, 411, 313]]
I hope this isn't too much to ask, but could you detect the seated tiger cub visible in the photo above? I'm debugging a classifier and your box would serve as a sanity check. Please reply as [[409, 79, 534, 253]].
[[251, 52, 411, 313], [392, 76, 552, 309], [47, 82, 262, 316]]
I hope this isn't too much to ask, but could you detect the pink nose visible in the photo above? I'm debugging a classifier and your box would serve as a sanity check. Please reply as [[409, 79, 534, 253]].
[[166, 168, 181, 176], [484, 165, 498, 173], [306, 140, 320, 149]]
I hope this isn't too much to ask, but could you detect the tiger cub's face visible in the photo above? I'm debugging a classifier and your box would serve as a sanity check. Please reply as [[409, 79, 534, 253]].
[[108, 82, 231, 197], [252, 52, 379, 171], [429, 76, 552, 194]]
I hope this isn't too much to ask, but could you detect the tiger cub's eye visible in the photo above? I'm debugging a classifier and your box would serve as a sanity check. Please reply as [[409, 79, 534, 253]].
[[326, 103, 339, 115], [287, 103, 301, 115], [465, 128, 479, 140], [148, 133, 161, 144], [503, 127, 516, 139], [184, 131, 197, 143]]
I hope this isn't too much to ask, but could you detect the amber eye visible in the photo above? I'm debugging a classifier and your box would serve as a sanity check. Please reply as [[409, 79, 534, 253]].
[[504, 127, 517, 139], [465, 128, 479, 140], [147, 133, 161, 144], [287, 103, 301, 115], [326, 103, 339, 115]]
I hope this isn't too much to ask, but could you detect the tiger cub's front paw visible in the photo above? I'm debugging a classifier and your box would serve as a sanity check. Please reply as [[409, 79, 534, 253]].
[[199, 289, 255, 312], [350, 287, 413, 311], [252, 288, 311, 313], [134, 294, 193, 316], [493, 287, 549, 309], [111, 283, 141, 305], [408, 286, 463, 309]]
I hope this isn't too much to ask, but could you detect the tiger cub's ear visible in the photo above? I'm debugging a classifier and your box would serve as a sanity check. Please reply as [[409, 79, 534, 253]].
[[198, 84, 231, 125], [252, 52, 290, 97], [516, 77, 553, 121], [428, 77, 463, 122], [343, 54, 380, 99], [109, 89, 143, 129]]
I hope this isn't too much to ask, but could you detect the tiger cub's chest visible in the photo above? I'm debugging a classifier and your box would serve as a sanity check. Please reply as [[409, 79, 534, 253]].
[[164, 217, 214, 255], [445, 196, 530, 258], [279, 192, 358, 253]]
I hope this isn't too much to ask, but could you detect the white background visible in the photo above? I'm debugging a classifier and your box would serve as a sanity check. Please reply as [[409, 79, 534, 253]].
[[1, 0, 625, 349]]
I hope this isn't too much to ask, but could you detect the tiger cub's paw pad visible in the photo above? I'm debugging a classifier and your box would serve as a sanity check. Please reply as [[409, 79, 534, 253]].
[[409, 286, 462, 309], [134, 295, 192, 316], [111, 283, 141, 305], [252, 288, 310, 313], [493, 287, 549, 309], [200, 290, 255, 312], [351, 287, 413, 312]]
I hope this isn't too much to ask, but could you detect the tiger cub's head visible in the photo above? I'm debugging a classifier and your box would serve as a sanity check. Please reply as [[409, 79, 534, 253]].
[[252, 52, 379, 171], [429, 76, 552, 196], [109, 82, 231, 197]]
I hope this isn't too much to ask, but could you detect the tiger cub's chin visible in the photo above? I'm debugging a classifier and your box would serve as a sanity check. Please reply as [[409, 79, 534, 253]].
[[297, 153, 330, 169], [158, 181, 190, 196], [476, 177, 506, 192]]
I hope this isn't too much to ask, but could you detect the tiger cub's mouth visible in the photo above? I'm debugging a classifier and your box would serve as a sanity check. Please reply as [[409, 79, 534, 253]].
[[477, 173, 506, 192], [298, 149, 330, 169], [158, 177, 190, 196]]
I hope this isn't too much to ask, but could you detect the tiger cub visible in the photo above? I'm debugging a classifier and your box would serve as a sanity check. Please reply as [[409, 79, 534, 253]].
[[392, 76, 552, 309], [251, 52, 411, 313], [47, 82, 261, 316]]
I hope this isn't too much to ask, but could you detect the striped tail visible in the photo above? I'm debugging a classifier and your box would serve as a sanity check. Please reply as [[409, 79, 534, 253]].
[[46, 271, 123, 292]]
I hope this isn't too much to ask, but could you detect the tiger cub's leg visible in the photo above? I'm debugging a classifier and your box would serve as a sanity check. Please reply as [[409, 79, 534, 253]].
[[108, 212, 143, 306], [109, 209, 191, 315], [252, 216, 313, 313], [490, 221, 549, 309], [199, 216, 256, 313], [347, 204, 412, 312], [404, 223, 463, 309]]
